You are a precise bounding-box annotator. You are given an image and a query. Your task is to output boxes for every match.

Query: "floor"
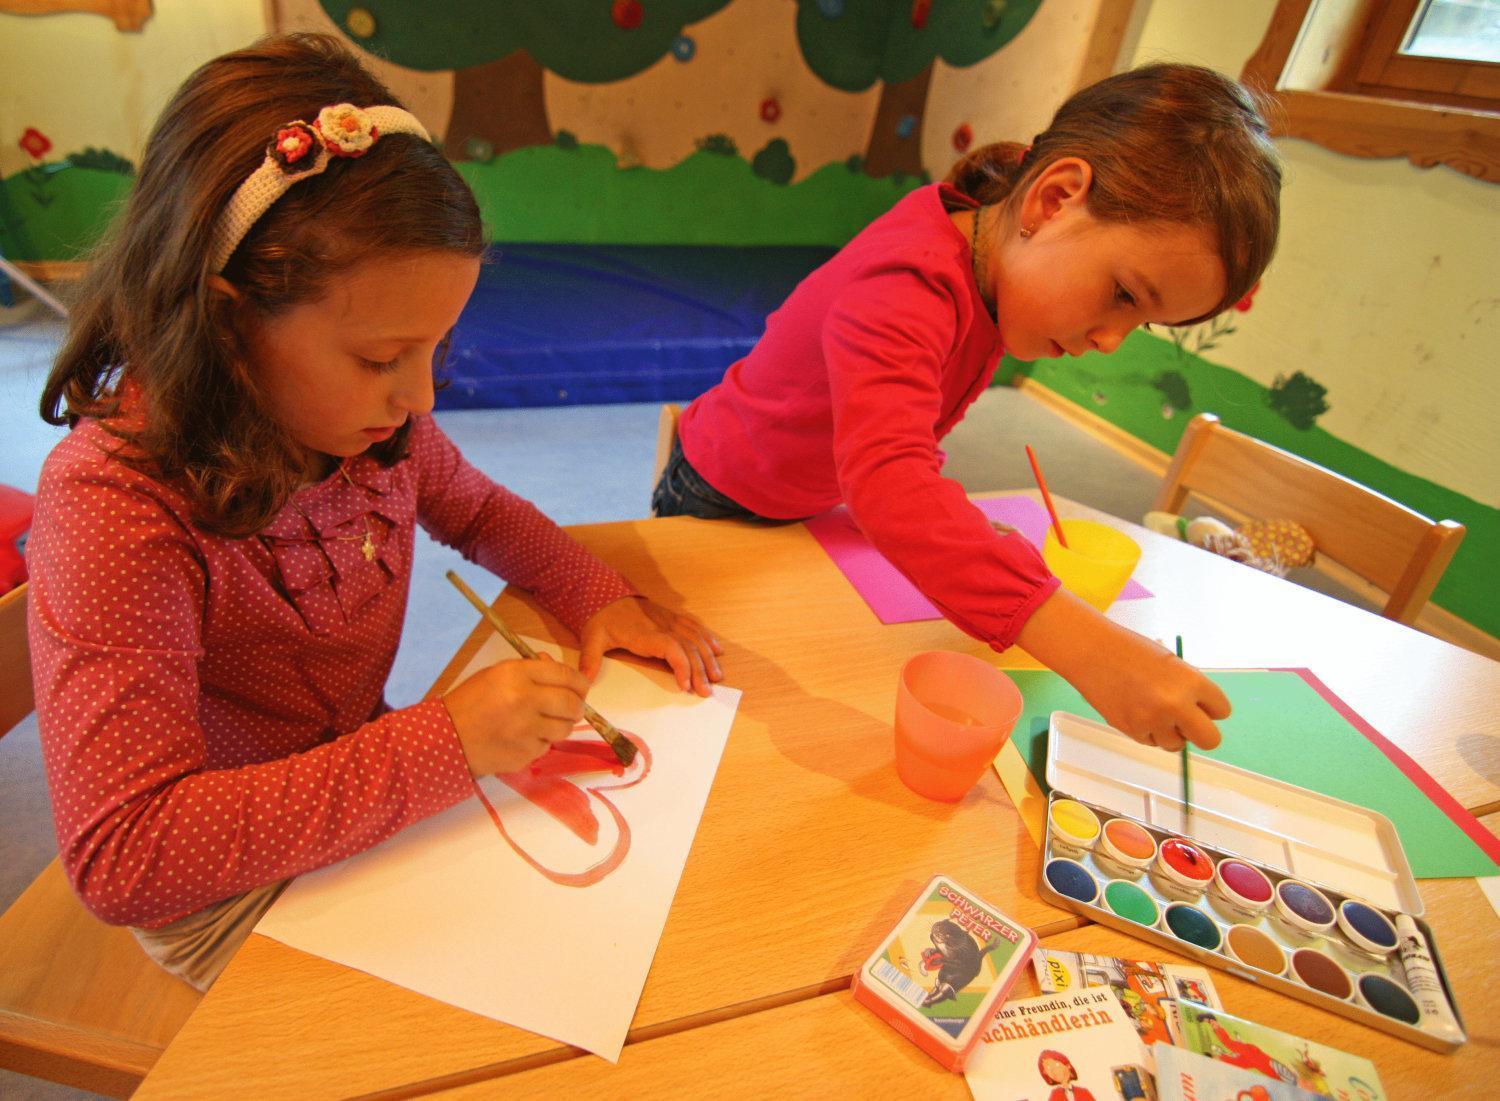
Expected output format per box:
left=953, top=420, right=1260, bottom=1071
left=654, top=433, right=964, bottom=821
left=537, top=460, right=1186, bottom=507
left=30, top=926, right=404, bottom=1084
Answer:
left=0, top=293, right=1363, bottom=1099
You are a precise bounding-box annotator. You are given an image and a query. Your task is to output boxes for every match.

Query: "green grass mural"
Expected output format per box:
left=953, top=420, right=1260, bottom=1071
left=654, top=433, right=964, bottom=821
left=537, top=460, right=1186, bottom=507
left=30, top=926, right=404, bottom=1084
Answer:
left=456, top=142, right=921, bottom=246
left=1002, top=332, right=1499, bottom=637
left=0, top=164, right=132, bottom=262
left=2, top=142, right=921, bottom=259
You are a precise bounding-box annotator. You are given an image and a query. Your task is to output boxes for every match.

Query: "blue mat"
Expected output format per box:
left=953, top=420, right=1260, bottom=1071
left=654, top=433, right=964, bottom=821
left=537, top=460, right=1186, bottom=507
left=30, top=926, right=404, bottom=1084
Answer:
left=438, top=243, right=835, bottom=409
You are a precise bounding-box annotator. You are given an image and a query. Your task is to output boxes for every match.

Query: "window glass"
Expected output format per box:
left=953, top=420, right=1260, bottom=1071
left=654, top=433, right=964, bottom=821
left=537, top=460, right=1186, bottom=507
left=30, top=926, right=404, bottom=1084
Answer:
left=1402, top=0, right=1500, bottom=63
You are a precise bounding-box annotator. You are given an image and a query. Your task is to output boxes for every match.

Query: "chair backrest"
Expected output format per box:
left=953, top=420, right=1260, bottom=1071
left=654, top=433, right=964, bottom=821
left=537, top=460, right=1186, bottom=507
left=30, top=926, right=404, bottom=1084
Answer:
left=650, top=403, right=682, bottom=500
left=0, top=582, right=32, bottom=738
left=1152, top=414, right=1465, bottom=625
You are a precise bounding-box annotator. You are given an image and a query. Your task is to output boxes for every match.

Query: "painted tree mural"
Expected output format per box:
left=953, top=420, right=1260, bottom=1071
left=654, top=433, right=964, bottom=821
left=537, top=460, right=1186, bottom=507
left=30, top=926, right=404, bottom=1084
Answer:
left=1268, top=371, right=1331, bottom=430
left=319, top=1, right=730, bottom=160
left=794, top=0, right=1042, bottom=178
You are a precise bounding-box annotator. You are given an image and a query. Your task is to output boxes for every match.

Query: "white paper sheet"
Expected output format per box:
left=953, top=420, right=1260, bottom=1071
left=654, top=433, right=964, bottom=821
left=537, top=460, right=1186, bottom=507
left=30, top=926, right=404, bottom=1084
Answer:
left=1479, top=876, right=1500, bottom=922
left=255, top=633, right=739, bottom=1061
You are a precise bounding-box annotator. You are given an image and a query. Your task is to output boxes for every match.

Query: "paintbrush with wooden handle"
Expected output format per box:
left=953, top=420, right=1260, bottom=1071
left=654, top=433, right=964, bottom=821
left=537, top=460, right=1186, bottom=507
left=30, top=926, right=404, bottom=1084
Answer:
left=446, top=570, right=637, bottom=767
left=1176, top=634, right=1192, bottom=831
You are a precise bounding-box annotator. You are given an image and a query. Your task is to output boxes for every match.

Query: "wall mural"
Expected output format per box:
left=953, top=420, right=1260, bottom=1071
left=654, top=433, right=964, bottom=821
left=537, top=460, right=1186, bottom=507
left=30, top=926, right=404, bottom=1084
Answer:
left=0, top=128, right=135, bottom=267
left=1009, top=309, right=1496, bottom=638
left=1, top=0, right=1043, bottom=257
left=2, top=0, right=1493, bottom=635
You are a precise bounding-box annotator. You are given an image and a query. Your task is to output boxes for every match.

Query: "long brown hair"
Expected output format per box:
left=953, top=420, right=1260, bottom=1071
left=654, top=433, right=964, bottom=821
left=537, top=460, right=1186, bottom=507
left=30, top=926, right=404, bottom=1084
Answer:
left=41, top=33, right=484, bottom=536
left=946, top=63, right=1281, bottom=323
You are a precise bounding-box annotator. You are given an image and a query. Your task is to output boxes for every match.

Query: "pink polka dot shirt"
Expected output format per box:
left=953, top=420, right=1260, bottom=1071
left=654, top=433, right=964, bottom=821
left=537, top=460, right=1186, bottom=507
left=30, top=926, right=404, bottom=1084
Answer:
left=26, top=413, right=636, bottom=928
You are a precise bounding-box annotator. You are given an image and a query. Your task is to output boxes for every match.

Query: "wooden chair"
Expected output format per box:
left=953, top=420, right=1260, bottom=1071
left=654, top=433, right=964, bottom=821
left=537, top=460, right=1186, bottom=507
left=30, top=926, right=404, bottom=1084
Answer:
left=1153, top=413, right=1466, bottom=626
left=0, top=582, right=203, bottom=1097
left=0, top=583, right=31, bottom=736
left=650, top=402, right=682, bottom=502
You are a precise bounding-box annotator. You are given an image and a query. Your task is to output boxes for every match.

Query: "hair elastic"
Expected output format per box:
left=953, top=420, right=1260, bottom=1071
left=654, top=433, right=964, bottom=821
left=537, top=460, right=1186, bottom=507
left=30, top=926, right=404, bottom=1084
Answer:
left=209, top=102, right=430, bottom=273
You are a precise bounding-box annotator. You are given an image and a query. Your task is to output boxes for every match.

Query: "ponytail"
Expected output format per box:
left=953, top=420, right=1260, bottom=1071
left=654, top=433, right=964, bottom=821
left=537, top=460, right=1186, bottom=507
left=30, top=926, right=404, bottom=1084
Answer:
left=944, top=140, right=1032, bottom=205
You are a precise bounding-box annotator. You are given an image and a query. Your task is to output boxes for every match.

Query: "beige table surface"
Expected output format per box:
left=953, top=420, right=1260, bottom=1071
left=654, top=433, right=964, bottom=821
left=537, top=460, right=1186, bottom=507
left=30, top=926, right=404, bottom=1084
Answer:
left=135, top=497, right=1500, bottom=1099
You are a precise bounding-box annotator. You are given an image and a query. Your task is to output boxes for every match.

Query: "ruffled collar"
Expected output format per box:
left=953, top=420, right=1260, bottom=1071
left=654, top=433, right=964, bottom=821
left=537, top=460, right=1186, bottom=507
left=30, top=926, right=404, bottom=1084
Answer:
left=255, top=454, right=407, bottom=632
left=259, top=455, right=397, bottom=542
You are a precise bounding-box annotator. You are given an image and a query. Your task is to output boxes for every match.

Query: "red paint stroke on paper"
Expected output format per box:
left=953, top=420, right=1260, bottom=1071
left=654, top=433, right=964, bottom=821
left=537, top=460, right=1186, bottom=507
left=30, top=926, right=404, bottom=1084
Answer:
left=474, top=725, right=652, bottom=887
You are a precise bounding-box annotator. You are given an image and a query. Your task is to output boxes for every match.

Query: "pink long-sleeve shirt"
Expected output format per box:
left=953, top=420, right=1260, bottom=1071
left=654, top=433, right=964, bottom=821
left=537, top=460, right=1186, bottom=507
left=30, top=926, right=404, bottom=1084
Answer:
left=27, top=412, right=635, bottom=927
left=679, top=183, right=1059, bottom=649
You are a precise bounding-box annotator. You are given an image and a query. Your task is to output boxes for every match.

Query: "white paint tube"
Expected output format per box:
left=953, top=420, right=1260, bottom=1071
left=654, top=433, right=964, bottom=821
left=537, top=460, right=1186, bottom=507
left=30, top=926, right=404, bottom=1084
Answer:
left=1394, top=913, right=1464, bottom=1040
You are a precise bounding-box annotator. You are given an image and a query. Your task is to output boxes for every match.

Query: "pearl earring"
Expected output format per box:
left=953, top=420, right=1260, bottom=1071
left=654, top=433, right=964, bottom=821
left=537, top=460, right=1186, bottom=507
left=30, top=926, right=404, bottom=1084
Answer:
left=1019, top=225, right=1034, bottom=239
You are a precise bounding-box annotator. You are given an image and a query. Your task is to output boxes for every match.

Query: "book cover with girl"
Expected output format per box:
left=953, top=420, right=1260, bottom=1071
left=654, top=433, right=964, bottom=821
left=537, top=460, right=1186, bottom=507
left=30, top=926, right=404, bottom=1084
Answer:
left=965, top=988, right=1152, bottom=1101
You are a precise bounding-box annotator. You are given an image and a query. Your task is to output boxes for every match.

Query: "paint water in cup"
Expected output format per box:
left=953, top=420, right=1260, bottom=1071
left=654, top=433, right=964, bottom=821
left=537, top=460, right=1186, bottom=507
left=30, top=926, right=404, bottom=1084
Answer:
left=923, top=701, right=984, bottom=726
left=894, top=650, right=1023, bottom=802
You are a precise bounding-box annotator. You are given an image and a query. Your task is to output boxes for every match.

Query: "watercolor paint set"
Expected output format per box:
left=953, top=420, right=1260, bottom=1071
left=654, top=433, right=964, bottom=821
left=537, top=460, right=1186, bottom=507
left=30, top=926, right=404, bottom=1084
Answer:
left=1035, top=712, right=1466, bottom=1053
left=852, top=874, right=1037, bottom=1071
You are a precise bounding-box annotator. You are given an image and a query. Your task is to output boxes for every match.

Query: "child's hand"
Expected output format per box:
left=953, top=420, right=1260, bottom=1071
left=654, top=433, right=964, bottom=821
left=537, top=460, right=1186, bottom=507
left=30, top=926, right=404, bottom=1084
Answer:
left=1017, top=589, right=1230, bottom=751
left=442, top=656, right=589, bottom=776
left=579, top=596, right=724, bottom=697
left=1075, top=630, right=1230, bottom=751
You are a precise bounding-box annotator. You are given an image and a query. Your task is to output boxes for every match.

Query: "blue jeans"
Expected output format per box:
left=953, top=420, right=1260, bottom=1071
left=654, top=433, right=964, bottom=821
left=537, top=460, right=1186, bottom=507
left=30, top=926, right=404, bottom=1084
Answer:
left=651, top=438, right=795, bottom=523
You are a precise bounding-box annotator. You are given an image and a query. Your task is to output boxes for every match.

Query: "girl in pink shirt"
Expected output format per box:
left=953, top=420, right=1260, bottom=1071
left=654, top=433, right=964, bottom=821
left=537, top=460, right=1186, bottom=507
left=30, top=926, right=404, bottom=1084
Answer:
left=656, top=64, right=1282, bottom=755
left=27, top=34, right=722, bottom=989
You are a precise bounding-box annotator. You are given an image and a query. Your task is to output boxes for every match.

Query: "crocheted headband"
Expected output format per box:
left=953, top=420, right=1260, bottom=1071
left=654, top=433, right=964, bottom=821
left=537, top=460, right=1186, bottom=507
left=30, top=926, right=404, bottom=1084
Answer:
left=209, top=102, right=431, bottom=273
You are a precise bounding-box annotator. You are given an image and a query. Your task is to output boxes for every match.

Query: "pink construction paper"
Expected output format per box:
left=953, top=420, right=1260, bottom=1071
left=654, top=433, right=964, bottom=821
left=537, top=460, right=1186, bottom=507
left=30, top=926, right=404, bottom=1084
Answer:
left=804, top=495, right=1151, bottom=625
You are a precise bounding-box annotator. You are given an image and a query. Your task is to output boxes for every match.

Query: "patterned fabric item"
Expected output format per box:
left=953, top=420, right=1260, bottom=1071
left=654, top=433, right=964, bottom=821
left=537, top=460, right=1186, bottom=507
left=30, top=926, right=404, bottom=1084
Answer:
left=1240, top=517, right=1316, bottom=568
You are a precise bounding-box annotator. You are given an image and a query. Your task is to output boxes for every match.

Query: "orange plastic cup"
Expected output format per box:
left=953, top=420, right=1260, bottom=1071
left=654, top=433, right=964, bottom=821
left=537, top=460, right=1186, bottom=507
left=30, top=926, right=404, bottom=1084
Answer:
left=1042, top=519, right=1142, bottom=611
left=894, top=651, right=1023, bottom=802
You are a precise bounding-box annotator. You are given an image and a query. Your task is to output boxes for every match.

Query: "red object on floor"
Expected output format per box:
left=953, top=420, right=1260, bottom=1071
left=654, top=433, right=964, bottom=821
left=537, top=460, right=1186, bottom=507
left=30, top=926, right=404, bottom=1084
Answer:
left=0, top=484, right=33, bottom=593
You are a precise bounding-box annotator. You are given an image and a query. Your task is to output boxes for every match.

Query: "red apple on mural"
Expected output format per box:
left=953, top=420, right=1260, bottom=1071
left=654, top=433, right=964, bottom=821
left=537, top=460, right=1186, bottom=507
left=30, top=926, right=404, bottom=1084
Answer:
left=611, top=0, right=644, bottom=29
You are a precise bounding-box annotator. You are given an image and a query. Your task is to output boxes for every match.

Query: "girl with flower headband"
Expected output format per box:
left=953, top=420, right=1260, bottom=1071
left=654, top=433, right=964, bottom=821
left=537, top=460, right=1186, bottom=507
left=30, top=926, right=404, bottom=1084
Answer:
left=655, top=64, right=1282, bottom=754
left=28, top=33, right=723, bottom=989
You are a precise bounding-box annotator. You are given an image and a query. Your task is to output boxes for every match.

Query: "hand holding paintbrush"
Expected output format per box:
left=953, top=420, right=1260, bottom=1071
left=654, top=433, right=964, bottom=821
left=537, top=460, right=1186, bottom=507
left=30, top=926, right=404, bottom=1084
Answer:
left=447, top=571, right=638, bottom=766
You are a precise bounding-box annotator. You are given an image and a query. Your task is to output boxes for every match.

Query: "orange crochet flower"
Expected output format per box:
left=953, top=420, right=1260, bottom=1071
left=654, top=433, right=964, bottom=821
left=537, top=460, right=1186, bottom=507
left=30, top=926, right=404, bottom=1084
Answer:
left=314, top=104, right=378, bottom=157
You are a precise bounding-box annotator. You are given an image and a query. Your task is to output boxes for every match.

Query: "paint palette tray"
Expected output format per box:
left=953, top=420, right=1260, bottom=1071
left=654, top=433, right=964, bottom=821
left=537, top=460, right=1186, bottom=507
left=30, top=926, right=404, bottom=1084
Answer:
left=1036, top=711, right=1467, bottom=1053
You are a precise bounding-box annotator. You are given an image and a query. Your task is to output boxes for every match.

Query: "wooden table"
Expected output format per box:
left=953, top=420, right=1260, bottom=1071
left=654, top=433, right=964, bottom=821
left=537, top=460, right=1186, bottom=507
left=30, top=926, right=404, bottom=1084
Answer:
left=135, top=496, right=1500, bottom=1098
left=450, top=873, right=1498, bottom=1100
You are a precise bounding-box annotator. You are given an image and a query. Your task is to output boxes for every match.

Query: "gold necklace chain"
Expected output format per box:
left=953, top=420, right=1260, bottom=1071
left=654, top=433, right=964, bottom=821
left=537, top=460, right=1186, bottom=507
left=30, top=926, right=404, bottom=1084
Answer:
left=337, top=463, right=377, bottom=561
left=291, top=462, right=376, bottom=561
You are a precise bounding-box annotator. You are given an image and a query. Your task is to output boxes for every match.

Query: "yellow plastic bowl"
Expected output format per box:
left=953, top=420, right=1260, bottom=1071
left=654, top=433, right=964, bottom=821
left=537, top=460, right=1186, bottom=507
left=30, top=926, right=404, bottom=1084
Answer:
left=1042, top=519, right=1142, bottom=611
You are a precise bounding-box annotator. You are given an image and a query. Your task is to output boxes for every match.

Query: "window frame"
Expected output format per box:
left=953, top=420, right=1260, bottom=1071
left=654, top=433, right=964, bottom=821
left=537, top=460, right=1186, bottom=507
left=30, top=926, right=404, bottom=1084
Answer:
left=0, top=0, right=151, bottom=32
left=1242, top=0, right=1500, bottom=183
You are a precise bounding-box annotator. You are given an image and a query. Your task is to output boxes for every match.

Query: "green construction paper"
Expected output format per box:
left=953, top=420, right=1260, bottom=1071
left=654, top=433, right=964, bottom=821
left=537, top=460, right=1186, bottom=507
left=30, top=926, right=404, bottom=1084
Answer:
left=1008, top=669, right=1498, bottom=880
